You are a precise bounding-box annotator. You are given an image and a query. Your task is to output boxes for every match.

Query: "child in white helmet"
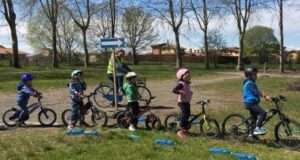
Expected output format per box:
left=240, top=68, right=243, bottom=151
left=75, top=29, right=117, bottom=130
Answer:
left=68, top=70, right=87, bottom=130
left=123, top=72, right=139, bottom=131
left=172, top=68, right=193, bottom=138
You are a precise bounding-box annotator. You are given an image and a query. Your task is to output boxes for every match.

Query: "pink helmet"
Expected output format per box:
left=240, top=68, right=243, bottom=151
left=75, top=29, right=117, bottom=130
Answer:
left=176, top=68, right=189, bottom=80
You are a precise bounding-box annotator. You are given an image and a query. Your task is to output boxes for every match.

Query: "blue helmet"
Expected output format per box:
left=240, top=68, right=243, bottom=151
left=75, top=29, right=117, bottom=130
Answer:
left=21, top=73, right=33, bottom=82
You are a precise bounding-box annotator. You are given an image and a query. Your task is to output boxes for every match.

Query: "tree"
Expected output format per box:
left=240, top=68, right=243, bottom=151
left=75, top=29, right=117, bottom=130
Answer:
left=244, top=26, right=279, bottom=66
left=121, top=6, right=157, bottom=65
left=0, top=0, right=20, bottom=68
left=65, top=0, right=97, bottom=68
left=276, top=0, right=285, bottom=73
left=146, top=0, right=188, bottom=68
left=223, top=0, right=257, bottom=70
left=207, top=29, right=226, bottom=68
left=191, top=0, right=221, bottom=69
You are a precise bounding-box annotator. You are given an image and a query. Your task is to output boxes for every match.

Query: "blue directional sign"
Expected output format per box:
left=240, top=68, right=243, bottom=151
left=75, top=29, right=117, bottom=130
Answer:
left=100, top=38, right=125, bottom=48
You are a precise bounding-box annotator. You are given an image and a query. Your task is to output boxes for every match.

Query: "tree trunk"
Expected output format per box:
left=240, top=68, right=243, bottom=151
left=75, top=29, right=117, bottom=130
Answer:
left=279, top=0, right=285, bottom=73
left=204, top=29, right=210, bottom=69
left=9, top=22, right=20, bottom=68
left=214, top=51, right=218, bottom=68
left=52, top=21, right=59, bottom=68
left=132, top=47, right=138, bottom=65
left=82, top=29, right=89, bottom=68
left=237, top=34, right=244, bottom=70
left=174, top=29, right=182, bottom=68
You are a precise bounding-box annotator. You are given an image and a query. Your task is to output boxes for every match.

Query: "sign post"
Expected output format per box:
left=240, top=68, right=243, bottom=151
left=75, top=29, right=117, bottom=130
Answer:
left=100, top=38, right=125, bottom=111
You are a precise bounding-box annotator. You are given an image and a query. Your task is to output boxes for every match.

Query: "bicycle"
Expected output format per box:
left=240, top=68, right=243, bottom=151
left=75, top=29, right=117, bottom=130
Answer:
left=116, top=105, right=162, bottom=130
left=93, top=77, right=155, bottom=108
left=61, top=92, right=108, bottom=127
left=164, top=99, right=220, bottom=138
left=2, top=96, right=57, bottom=127
left=222, top=95, right=300, bottom=149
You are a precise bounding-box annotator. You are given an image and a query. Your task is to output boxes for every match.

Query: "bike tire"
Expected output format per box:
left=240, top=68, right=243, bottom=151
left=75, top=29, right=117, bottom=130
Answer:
left=164, top=113, right=180, bottom=132
left=275, top=119, right=300, bottom=149
left=38, top=108, right=57, bottom=126
left=200, top=118, right=221, bottom=138
left=116, top=111, right=130, bottom=128
left=137, top=86, right=152, bottom=107
left=2, top=108, right=18, bottom=127
left=91, top=108, right=108, bottom=127
left=93, top=84, right=114, bottom=108
left=61, top=109, right=72, bottom=126
left=145, top=113, right=162, bottom=130
left=222, top=113, right=248, bottom=139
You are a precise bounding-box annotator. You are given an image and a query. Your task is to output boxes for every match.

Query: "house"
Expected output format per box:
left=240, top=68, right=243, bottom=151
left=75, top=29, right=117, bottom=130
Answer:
left=220, top=47, right=240, bottom=57
left=287, top=50, right=300, bottom=62
left=151, top=43, right=185, bottom=55
left=0, top=45, right=29, bottom=63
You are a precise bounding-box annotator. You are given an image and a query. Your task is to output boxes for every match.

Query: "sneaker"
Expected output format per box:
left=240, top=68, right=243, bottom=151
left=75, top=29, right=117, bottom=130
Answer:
left=67, top=124, right=74, bottom=131
left=253, top=127, right=267, bottom=135
left=177, top=130, right=187, bottom=139
left=128, top=125, right=136, bottom=132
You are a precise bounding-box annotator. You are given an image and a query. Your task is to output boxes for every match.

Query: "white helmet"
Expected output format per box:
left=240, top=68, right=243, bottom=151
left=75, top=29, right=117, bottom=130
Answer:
left=126, top=72, right=137, bottom=79
left=71, top=70, right=82, bottom=78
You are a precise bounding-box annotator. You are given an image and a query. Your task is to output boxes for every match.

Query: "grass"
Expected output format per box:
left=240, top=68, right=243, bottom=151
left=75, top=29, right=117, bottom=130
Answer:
left=0, top=128, right=299, bottom=160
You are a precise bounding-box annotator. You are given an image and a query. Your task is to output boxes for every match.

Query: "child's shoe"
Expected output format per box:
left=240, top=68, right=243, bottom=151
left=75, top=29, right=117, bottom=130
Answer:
left=177, top=130, right=187, bottom=139
left=253, top=127, right=267, bottom=135
left=129, top=124, right=136, bottom=132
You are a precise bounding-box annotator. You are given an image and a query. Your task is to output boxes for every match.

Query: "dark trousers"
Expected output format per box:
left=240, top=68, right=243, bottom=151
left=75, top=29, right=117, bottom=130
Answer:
left=128, top=102, right=140, bottom=127
left=107, top=74, right=124, bottom=92
left=247, top=104, right=267, bottom=128
left=178, top=102, right=191, bottom=130
left=17, top=104, right=29, bottom=122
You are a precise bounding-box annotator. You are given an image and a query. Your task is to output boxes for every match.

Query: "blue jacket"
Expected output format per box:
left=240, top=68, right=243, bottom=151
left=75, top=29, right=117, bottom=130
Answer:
left=16, top=82, right=35, bottom=107
left=69, top=80, right=86, bottom=102
left=243, top=79, right=261, bottom=107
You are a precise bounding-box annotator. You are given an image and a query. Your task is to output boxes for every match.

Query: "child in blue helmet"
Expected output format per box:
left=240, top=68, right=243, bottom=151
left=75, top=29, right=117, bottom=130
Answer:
left=68, top=70, right=87, bottom=130
left=243, top=67, right=270, bottom=135
left=15, top=73, right=41, bottom=126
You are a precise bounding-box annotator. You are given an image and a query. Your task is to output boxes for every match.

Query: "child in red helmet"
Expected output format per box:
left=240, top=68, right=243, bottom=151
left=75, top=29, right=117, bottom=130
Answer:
left=172, top=68, right=193, bottom=138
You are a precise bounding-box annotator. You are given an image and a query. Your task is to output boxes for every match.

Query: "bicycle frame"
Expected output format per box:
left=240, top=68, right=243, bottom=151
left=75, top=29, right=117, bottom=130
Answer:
left=188, top=100, right=210, bottom=124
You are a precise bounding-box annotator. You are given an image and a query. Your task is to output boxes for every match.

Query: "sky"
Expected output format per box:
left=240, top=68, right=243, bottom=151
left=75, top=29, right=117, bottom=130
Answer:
left=0, top=1, right=300, bottom=54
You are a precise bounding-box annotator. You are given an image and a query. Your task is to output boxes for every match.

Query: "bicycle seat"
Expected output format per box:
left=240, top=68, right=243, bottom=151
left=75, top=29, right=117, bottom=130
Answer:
left=196, top=99, right=210, bottom=105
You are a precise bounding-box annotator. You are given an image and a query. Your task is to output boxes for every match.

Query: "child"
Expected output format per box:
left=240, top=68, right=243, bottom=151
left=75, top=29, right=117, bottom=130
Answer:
left=68, top=70, right=87, bottom=130
left=243, top=67, right=270, bottom=135
left=173, top=68, right=193, bottom=138
left=15, top=73, right=41, bottom=126
left=123, top=72, right=139, bottom=131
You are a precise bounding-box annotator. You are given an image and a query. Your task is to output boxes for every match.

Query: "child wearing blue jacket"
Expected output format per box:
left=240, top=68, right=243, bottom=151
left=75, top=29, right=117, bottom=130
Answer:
left=15, top=73, right=41, bottom=126
left=68, top=70, right=87, bottom=130
left=243, top=67, right=270, bottom=135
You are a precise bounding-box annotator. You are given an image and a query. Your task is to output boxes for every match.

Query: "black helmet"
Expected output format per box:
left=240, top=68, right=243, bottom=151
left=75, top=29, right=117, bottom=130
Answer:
left=244, top=67, right=258, bottom=78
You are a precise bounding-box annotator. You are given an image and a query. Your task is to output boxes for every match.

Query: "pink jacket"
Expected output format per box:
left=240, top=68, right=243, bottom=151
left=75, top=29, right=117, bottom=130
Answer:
left=173, top=81, right=193, bottom=103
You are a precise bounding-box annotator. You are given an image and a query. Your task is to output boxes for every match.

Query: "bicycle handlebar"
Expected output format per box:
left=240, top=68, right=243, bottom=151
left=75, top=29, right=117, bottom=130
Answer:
left=196, top=99, right=210, bottom=106
left=271, top=95, right=287, bottom=103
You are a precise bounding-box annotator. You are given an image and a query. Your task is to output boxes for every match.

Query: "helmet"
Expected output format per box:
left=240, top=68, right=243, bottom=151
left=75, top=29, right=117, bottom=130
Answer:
left=176, top=68, right=189, bottom=80
left=126, top=72, right=137, bottom=79
left=244, top=67, right=258, bottom=78
left=21, top=73, right=33, bottom=82
left=71, top=70, right=82, bottom=78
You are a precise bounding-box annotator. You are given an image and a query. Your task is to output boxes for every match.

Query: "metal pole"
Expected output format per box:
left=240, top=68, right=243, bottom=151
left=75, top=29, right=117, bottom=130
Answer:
left=112, top=48, right=118, bottom=110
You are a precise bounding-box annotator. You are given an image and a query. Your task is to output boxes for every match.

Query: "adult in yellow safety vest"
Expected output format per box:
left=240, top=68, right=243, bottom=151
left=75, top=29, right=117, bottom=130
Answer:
left=107, top=49, right=131, bottom=92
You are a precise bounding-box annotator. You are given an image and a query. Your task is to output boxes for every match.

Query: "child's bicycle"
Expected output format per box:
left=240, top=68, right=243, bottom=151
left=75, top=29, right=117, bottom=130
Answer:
left=164, top=99, right=220, bottom=138
left=115, top=106, right=162, bottom=130
left=2, top=96, right=57, bottom=127
left=222, top=95, right=300, bottom=149
left=93, top=77, right=155, bottom=108
left=61, top=92, right=108, bottom=127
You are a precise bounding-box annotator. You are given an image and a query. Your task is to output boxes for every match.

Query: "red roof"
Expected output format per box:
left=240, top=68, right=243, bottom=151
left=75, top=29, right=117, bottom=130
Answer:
left=0, top=45, right=29, bottom=55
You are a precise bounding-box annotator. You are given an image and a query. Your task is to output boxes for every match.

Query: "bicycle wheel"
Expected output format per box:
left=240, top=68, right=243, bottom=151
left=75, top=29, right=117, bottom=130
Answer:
left=164, top=113, right=180, bottom=132
left=145, top=113, right=162, bottom=130
left=275, top=119, right=300, bottom=149
left=93, top=84, right=114, bottom=108
left=200, top=118, right=220, bottom=138
left=91, top=108, right=108, bottom=127
left=38, top=108, right=57, bottom=126
left=61, top=109, right=72, bottom=126
left=222, top=114, right=248, bottom=139
left=137, top=86, right=152, bottom=107
left=116, top=111, right=130, bottom=128
left=2, top=108, right=19, bottom=127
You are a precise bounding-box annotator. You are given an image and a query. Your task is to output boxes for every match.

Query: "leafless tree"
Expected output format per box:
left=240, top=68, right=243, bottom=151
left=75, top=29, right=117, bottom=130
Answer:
left=0, top=0, right=20, bottom=68
left=145, top=0, right=188, bottom=68
left=121, top=6, right=157, bottom=65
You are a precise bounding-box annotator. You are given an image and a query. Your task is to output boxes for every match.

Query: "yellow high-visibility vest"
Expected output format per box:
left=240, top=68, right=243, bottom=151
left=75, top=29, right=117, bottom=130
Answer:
left=107, top=54, right=122, bottom=74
